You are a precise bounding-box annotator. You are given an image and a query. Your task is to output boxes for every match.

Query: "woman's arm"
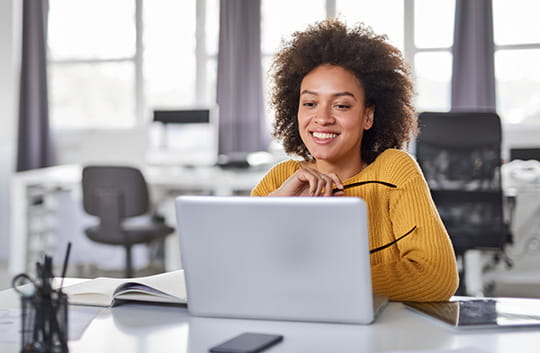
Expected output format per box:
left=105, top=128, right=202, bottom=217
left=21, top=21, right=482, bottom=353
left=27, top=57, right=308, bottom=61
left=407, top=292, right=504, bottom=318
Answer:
left=251, top=161, right=343, bottom=197
left=371, top=155, right=459, bottom=301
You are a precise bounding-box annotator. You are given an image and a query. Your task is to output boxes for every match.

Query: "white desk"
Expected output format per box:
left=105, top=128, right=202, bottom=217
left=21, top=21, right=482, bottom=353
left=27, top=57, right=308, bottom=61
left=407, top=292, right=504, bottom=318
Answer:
left=1, top=286, right=539, bottom=353
left=9, top=164, right=267, bottom=276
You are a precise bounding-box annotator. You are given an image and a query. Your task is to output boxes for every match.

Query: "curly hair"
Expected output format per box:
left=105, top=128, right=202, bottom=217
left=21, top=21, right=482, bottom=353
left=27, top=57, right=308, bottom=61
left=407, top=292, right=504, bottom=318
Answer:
left=270, top=19, right=417, bottom=164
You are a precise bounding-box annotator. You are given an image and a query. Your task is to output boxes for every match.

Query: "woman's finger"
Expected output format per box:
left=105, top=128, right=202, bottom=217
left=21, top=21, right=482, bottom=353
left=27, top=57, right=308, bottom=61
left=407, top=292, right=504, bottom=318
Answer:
left=303, top=168, right=342, bottom=197
left=303, top=168, right=323, bottom=196
left=326, top=173, right=344, bottom=192
left=321, top=174, right=334, bottom=196
left=273, top=167, right=342, bottom=197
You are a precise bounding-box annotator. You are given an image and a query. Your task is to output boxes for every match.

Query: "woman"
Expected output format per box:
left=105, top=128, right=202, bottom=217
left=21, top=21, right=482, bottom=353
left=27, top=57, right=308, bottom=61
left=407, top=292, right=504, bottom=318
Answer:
left=251, top=19, right=459, bottom=302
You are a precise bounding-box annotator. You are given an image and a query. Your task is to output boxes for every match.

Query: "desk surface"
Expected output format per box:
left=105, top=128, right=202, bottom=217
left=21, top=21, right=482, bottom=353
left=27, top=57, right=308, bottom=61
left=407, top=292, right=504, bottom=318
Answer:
left=1, top=286, right=539, bottom=353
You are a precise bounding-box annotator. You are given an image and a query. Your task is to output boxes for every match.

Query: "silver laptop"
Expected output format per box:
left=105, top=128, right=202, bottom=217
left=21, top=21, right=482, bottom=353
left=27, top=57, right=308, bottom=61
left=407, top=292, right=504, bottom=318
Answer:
left=175, top=196, right=387, bottom=324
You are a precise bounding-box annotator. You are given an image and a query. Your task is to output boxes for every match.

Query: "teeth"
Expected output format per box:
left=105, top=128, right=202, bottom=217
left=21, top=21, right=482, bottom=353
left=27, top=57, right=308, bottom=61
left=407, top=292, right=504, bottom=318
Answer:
left=313, top=132, right=337, bottom=139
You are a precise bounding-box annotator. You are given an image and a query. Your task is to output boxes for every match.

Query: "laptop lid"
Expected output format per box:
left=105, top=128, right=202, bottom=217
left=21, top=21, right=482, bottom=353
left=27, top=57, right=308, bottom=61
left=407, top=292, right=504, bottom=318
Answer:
left=175, top=196, right=385, bottom=324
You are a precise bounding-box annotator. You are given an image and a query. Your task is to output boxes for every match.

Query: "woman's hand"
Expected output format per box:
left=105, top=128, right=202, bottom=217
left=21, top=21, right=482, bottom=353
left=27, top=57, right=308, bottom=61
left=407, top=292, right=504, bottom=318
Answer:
left=269, top=167, right=344, bottom=197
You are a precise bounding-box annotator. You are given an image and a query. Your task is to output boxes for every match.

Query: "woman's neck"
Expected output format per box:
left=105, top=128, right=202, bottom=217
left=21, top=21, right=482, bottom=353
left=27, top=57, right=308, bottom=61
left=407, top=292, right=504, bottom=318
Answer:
left=307, top=158, right=367, bottom=181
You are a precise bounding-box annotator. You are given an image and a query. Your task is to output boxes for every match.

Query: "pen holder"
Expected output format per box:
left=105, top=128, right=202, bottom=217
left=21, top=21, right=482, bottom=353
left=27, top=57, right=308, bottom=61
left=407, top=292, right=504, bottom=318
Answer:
left=19, top=289, right=69, bottom=353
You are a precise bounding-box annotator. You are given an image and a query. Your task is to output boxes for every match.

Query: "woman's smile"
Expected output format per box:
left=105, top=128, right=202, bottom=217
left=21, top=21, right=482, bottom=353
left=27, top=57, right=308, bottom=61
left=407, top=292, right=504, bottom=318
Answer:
left=311, top=130, right=339, bottom=142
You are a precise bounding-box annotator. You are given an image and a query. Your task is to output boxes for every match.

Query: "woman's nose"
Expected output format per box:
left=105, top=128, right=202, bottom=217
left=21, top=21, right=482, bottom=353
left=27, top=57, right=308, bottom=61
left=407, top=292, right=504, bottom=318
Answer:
left=314, top=107, right=335, bottom=125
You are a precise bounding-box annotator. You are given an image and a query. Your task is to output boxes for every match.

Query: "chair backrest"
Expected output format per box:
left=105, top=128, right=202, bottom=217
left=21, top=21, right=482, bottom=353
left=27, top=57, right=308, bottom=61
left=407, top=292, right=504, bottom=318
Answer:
left=415, top=112, right=509, bottom=254
left=82, top=166, right=150, bottom=223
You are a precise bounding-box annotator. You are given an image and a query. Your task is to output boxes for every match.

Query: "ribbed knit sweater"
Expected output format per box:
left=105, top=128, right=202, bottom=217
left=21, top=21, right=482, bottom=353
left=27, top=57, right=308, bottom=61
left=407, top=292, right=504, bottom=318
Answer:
left=251, top=149, right=459, bottom=302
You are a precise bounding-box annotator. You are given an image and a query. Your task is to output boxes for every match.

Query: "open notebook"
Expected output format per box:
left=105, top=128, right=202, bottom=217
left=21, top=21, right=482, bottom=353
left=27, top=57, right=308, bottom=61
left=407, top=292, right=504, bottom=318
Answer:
left=62, top=270, right=186, bottom=307
left=175, top=196, right=387, bottom=324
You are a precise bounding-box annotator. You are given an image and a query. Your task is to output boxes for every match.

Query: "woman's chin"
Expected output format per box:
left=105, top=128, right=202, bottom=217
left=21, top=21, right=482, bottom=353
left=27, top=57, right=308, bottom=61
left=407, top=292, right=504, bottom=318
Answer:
left=311, top=154, right=338, bottom=163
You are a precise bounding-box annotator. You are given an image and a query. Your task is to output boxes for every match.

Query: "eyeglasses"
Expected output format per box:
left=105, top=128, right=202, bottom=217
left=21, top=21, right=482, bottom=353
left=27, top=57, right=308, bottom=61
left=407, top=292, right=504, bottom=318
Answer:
left=330, top=180, right=416, bottom=254
left=370, top=225, right=417, bottom=254
left=332, top=180, right=397, bottom=194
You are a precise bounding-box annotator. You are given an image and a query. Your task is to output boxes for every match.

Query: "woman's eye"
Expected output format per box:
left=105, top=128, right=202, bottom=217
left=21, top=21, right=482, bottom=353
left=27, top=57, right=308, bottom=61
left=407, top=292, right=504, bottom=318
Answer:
left=335, top=104, right=351, bottom=109
left=303, top=102, right=316, bottom=108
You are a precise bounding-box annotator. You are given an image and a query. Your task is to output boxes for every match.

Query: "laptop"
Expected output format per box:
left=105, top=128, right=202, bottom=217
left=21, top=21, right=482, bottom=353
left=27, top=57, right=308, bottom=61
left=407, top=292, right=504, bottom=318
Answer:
left=175, top=196, right=388, bottom=324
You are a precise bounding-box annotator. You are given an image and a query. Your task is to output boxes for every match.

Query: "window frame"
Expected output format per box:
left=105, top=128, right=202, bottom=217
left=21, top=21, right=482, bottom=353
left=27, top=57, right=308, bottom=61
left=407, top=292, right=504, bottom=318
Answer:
left=495, top=42, right=540, bottom=128
left=261, top=0, right=455, bottom=115
left=492, top=0, right=540, bottom=140
left=49, top=0, right=457, bottom=131
left=47, top=0, right=214, bottom=130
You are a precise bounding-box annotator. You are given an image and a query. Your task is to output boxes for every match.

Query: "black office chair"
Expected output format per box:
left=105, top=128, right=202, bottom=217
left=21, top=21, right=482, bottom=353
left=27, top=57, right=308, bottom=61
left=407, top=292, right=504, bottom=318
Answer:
left=82, top=166, right=175, bottom=277
left=415, top=112, right=512, bottom=295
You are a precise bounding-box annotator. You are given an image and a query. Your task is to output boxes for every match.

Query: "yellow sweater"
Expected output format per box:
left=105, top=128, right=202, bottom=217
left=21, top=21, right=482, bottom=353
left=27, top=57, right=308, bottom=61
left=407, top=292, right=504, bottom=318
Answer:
left=251, top=149, right=459, bottom=302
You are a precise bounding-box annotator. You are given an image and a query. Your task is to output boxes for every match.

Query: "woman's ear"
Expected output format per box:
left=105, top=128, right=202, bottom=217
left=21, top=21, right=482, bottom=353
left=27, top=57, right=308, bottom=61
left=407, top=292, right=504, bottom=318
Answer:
left=364, top=106, right=375, bottom=130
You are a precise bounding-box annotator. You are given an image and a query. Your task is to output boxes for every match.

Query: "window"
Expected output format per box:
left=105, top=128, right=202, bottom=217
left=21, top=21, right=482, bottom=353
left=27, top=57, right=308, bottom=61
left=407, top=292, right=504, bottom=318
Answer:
left=48, top=0, right=136, bottom=129
left=337, top=0, right=453, bottom=114
left=261, top=0, right=455, bottom=120
left=336, top=0, right=404, bottom=50
left=48, top=0, right=219, bottom=129
left=410, top=0, right=455, bottom=112
left=493, top=0, right=540, bottom=125
left=260, top=0, right=325, bottom=127
left=48, top=0, right=455, bottom=130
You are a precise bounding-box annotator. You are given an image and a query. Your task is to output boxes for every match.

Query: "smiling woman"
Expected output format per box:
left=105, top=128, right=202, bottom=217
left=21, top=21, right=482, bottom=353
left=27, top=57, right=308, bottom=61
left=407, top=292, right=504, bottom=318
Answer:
left=251, top=19, right=459, bottom=302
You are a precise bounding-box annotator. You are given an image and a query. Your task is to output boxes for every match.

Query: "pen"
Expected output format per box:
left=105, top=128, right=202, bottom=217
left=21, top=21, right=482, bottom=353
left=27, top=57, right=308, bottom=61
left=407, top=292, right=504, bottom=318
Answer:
left=59, top=242, right=72, bottom=291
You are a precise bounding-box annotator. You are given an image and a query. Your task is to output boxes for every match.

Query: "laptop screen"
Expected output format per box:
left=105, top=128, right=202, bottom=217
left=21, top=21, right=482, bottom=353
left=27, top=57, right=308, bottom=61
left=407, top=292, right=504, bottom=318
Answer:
left=175, top=196, right=384, bottom=324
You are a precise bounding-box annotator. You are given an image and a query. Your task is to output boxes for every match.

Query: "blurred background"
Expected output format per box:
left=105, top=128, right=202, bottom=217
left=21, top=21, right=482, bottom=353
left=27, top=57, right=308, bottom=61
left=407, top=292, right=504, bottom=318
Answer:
left=1, top=0, right=540, bottom=296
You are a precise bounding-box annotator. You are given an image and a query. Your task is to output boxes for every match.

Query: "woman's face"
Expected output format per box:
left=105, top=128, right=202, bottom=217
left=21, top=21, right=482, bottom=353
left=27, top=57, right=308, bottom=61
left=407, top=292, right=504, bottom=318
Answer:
left=297, top=64, right=374, bottom=166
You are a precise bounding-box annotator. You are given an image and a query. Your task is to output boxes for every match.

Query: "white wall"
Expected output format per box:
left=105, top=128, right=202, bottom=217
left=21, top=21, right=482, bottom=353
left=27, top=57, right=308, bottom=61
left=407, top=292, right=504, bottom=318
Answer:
left=0, top=0, right=19, bottom=260
left=53, top=128, right=149, bottom=166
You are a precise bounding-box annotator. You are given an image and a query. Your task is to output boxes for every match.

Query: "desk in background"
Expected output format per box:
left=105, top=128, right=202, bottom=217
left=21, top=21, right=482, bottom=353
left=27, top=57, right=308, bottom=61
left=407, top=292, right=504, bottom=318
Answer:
left=9, top=164, right=267, bottom=277
left=11, top=163, right=540, bottom=297
left=1, top=283, right=539, bottom=353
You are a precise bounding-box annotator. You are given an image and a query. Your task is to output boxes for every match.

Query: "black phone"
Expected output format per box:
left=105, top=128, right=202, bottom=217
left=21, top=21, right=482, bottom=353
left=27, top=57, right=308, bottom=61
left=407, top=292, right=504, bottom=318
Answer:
left=209, top=332, right=283, bottom=353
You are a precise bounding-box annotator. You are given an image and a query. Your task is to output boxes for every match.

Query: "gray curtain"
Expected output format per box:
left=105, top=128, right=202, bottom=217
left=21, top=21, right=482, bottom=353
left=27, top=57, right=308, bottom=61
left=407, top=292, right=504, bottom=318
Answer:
left=17, top=0, right=53, bottom=171
left=216, top=0, right=266, bottom=156
left=451, top=0, right=496, bottom=111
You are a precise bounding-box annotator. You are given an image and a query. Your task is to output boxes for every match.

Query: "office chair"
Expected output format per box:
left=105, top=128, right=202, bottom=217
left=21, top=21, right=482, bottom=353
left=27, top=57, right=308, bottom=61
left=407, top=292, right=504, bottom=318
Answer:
left=82, top=166, right=175, bottom=277
left=415, top=112, right=512, bottom=295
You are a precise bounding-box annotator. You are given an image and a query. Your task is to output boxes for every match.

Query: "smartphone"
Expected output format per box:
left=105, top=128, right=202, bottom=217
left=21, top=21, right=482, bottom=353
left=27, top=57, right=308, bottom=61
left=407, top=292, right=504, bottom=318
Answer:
left=209, top=332, right=283, bottom=353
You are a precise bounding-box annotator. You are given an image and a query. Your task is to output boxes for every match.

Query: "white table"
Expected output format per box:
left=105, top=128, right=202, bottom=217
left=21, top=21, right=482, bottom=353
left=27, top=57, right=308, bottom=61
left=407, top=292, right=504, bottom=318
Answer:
left=9, top=164, right=267, bottom=276
left=1, top=285, right=539, bottom=353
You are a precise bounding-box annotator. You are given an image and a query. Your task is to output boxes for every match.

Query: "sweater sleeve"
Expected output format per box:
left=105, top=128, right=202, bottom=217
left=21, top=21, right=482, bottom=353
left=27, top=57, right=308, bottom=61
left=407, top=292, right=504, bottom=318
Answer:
left=251, top=160, right=299, bottom=196
left=370, top=154, right=459, bottom=301
left=251, top=171, right=277, bottom=196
